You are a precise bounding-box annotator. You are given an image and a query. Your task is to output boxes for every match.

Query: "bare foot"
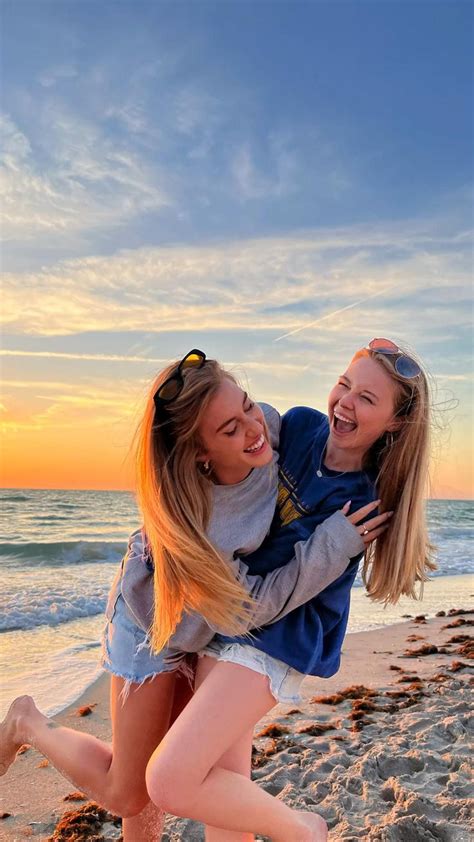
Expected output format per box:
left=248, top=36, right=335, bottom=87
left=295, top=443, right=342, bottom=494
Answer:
left=0, top=696, right=37, bottom=776
left=293, top=811, right=328, bottom=842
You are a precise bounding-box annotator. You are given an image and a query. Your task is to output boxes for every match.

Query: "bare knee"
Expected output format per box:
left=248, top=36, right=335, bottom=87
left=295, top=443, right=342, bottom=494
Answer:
left=107, top=777, right=150, bottom=818
left=146, top=753, right=196, bottom=816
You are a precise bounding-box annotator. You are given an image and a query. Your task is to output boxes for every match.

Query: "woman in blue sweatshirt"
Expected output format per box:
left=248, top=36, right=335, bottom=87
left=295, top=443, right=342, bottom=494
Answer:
left=146, top=339, right=434, bottom=842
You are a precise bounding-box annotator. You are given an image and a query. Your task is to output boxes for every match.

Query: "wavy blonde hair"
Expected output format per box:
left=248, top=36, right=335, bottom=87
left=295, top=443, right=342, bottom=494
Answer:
left=135, top=358, right=257, bottom=652
left=359, top=346, right=437, bottom=604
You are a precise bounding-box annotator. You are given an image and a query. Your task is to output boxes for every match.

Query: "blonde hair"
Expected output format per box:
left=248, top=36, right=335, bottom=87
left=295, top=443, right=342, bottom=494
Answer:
left=135, top=358, right=257, bottom=653
left=359, top=347, right=436, bottom=604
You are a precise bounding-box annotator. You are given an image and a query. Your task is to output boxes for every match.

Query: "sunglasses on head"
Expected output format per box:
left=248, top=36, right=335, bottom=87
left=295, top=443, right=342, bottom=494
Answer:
left=153, top=349, right=207, bottom=415
left=366, top=338, right=421, bottom=379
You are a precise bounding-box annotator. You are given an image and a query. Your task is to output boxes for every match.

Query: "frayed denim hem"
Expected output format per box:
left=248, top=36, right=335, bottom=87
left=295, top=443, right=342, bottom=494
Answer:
left=101, top=619, right=196, bottom=706
left=101, top=654, right=196, bottom=706
left=198, top=642, right=303, bottom=705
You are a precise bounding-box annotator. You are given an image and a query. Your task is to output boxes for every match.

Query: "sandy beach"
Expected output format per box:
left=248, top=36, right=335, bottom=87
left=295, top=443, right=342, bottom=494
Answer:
left=1, top=609, right=472, bottom=841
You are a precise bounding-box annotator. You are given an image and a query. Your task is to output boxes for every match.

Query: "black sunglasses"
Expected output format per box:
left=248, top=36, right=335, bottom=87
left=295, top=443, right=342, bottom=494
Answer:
left=153, top=349, right=206, bottom=414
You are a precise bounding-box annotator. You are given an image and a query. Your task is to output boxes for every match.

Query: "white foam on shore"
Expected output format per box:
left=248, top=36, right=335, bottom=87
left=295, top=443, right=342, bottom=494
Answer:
left=0, top=574, right=472, bottom=720
left=0, top=614, right=106, bottom=718
left=0, top=560, right=117, bottom=632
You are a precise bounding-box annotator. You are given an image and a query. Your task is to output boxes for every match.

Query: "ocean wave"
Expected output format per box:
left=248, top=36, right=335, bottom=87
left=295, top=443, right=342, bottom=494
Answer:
left=1, top=494, right=31, bottom=502
left=0, top=589, right=108, bottom=632
left=0, top=540, right=126, bottom=567
left=31, top=515, right=71, bottom=522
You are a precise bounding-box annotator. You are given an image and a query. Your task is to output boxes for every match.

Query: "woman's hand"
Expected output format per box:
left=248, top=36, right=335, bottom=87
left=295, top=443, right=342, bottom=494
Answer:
left=341, top=499, right=393, bottom=546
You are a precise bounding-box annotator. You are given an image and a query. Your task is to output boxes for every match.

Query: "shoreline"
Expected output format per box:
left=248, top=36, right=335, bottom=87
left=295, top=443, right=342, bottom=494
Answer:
left=1, top=610, right=472, bottom=840
left=2, top=573, right=472, bottom=724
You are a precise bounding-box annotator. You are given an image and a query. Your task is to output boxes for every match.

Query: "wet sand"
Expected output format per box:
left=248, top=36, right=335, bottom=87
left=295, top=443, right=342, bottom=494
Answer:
left=1, top=610, right=472, bottom=841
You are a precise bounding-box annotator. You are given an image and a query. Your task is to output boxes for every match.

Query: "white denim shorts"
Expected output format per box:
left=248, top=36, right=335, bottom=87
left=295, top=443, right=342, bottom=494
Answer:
left=201, top=638, right=304, bottom=704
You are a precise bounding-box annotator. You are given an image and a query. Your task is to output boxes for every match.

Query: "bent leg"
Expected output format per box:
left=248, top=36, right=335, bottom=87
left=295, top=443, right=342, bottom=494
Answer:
left=205, top=727, right=255, bottom=842
left=195, top=657, right=254, bottom=842
left=0, top=671, right=177, bottom=818
left=146, top=661, right=326, bottom=842
left=122, top=668, right=195, bottom=841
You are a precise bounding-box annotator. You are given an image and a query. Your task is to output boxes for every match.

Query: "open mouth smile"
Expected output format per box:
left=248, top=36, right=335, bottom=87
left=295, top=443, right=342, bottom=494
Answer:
left=333, top=410, right=358, bottom=434
left=244, top=434, right=266, bottom=454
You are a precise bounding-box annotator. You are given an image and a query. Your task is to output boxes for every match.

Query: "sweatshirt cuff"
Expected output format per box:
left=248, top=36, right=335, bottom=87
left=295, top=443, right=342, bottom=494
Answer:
left=326, top=510, right=365, bottom=557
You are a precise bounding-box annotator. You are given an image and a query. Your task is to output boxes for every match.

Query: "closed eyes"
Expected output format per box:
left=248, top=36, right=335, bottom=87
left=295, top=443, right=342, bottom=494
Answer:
left=224, top=401, right=255, bottom=436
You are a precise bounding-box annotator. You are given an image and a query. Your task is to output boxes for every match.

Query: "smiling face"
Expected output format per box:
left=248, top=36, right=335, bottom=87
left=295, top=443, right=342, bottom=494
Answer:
left=197, top=378, right=273, bottom=484
left=327, top=353, right=402, bottom=467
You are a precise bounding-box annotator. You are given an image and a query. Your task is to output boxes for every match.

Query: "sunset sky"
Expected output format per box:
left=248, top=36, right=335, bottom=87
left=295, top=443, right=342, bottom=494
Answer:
left=1, top=0, right=472, bottom=499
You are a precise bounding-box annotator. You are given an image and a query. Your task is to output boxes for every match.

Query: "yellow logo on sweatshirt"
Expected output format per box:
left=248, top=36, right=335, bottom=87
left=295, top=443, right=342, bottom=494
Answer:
left=276, top=479, right=303, bottom=527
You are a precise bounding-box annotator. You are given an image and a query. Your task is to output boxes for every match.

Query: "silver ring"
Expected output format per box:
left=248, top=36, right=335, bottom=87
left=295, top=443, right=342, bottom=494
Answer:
left=363, top=529, right=369, bottom=535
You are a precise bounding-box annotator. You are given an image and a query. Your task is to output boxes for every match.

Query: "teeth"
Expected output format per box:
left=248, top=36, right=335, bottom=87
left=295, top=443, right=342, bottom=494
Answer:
left=334, top=411, right=356, bottom=425
left=245, top=434, right=265, bottom=453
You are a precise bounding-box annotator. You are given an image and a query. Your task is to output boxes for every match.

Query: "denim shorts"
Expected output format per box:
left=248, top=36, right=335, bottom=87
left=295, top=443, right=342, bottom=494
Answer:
left=201, top=638, right=304, bottom=705
left=101, top=591, right=192, bottom=701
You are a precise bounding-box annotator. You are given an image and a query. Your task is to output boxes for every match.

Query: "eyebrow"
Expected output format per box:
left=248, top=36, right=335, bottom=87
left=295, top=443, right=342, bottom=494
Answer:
left=215, top=392, right=249, bottom=433
left=340, top=374, right=379, bottom=402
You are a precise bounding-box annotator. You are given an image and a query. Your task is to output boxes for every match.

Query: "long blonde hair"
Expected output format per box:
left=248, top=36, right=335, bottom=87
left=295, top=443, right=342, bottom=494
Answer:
left=360, top=346, right=436, bottom=604
left=135, top=358, right=257, bottom=652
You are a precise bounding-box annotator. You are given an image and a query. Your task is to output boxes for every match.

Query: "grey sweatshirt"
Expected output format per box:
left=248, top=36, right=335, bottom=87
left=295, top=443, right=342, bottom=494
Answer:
left=112, top=404, right=365, bottom=652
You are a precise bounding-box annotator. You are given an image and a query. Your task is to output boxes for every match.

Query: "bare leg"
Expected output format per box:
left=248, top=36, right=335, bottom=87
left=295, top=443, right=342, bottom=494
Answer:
left=195, top=658, right=255, bottom=842
left=0, top=671, right=177, bottom=818
left=146, top=661, right=327, bottom=842
left=122, top=798, right=165, bottom=842
left=122, top=670, right=195, bottom=841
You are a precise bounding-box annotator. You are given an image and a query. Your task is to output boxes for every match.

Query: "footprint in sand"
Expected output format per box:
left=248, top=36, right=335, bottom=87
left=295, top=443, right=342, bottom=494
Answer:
left=368, top=814, right=453, bottom=841
left=374, top=751, right=425, bottom=779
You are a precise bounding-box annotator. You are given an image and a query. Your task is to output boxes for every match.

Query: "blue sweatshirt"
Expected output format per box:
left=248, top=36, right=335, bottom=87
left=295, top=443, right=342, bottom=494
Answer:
left=219, top=406, right=377, bottom=677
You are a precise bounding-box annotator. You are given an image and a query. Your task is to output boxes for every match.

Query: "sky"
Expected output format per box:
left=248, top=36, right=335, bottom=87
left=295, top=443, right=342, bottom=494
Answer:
left=1, top=0, right=472, bottom=498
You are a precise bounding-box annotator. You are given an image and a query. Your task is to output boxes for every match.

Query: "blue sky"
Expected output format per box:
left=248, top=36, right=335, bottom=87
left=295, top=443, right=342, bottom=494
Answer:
left=1, top=0, right=473, bottom=495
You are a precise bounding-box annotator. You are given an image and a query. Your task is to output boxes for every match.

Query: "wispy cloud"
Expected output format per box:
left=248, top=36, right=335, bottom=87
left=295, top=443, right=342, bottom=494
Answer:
left=231, top=134, right=299, bottom=201
left=39, top=64, right=79, bottom=88
left=1, top=379, right=138, bottom=434
left=0, top=350, right=171, bottom=364
left=0, top=112, right=168, bottom=242
left=0, top=350, right=308, bottom=374
left=2, top=219, right=471, bottom=339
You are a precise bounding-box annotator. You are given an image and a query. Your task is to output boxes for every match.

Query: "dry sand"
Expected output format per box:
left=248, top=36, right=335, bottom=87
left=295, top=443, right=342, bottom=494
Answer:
left=1, top=611, right=472, bottom=841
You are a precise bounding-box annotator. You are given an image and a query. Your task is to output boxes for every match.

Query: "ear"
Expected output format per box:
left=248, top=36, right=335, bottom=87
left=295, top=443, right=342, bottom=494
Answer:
left=195, top=448, right=210, bottom=465
left=386, top=416, right=405, bottom=433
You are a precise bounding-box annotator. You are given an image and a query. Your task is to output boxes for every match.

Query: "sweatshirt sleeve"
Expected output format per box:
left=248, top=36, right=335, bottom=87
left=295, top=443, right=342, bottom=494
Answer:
left=233, top=510, right=364, bottom=627
left=167, top=509, right=364, bottom=653
left=118, top=529, right=155, bottom=632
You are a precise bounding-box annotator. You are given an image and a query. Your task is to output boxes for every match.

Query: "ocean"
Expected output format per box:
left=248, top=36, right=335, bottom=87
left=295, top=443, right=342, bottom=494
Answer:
left=0, top=489, right=472, bottom=718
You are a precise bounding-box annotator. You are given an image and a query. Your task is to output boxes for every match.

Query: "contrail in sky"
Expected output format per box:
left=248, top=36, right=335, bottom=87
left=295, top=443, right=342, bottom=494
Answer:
left=273, top=285, right=395, bottom=342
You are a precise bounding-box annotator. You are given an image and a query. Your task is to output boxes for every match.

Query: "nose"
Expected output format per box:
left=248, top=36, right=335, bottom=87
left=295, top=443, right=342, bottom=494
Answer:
left=245, top=417, right=262, bottom=439
left=338, top=391, right=355, bottom=409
